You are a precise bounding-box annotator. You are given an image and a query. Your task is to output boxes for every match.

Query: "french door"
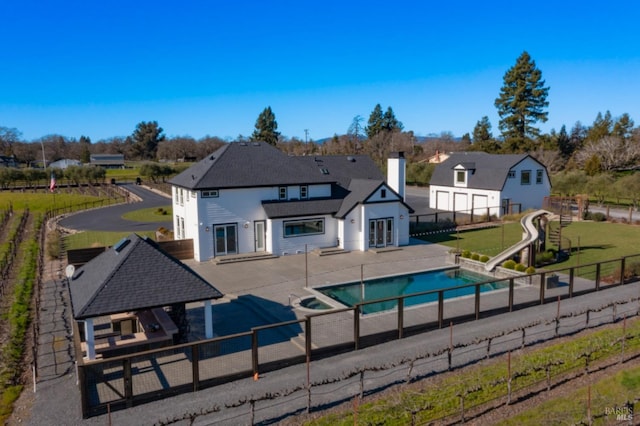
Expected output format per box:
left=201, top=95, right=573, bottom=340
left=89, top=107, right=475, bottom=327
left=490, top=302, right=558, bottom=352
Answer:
left=214, top=224, right=237, bottom=256
left=369, top=218, right=394, bottom=248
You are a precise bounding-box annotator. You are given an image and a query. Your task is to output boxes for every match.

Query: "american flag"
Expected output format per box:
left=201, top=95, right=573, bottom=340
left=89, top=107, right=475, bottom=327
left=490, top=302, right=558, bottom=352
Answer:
left=49, top=172, right=56, bottom=192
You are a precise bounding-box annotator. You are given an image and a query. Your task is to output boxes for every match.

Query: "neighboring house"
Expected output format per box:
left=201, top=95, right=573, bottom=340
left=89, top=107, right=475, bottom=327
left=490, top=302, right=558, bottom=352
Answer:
left=0, top=155, right=18, bottom=168
left=49, top=158, right=82, bottom=169
left=90, top=154, right=125, bottom=168
left=428, top=152, right=551, bottom=217
left=169, top=142, right=413, bottom=261
left=426, top=150, right=450, bottom=164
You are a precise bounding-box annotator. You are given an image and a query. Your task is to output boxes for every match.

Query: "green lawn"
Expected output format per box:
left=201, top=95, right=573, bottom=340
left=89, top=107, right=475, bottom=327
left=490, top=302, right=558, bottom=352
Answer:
left=421, top=221, right=640, bottom=267
left=121, top=206, right=172, bottom=222
left=65, top=230, right=157, bottom=250
left=0, top=191, right=108, bottom=213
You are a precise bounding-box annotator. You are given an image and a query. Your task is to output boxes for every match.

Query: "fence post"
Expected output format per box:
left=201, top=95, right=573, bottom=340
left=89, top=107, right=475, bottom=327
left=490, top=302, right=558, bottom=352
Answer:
left=252, top=330, right=259, bottom=376
left=192, top=345, right=200, bottom=392
left=595, top=263, right=601, bottom=290
left=569, top=268, right=574, bottom=298
left=354, top=306, right=360, bottom=350
left=305, top=318, right=312, bottom=414
left=620, top=257, right=626, bottom=285
left=123, top=358, right=133, bottom=408
left=474, top=285, right=481, bottom=320
left=438, top=291, right=444, bottom=329
left=539, top=272, right=546, bottom=304
left=508, top=278, right=514, bottom=312
left=397, top=298, right=404, bottom=339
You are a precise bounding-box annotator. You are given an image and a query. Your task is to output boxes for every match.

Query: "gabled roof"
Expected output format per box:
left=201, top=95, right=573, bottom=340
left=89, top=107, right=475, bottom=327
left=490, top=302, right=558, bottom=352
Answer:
left=69, top=234, right=222, bottom=320
left=429, top=152, right=537, bottom=190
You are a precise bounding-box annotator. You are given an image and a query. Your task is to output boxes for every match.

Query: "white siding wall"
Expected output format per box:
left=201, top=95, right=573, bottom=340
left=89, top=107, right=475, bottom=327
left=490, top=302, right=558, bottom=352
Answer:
left=501, top=159, right=551, bottom=211
left=362, top=202, right=410, bottom=248
left=342, top=208, right=362, bottom=251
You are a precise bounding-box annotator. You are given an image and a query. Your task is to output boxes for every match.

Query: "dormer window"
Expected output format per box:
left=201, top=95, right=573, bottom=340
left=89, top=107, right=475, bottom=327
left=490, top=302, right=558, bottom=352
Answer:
left=279, top=186, right=287, bottom=200
left=455, top=170, right=466, bottom=185
left=300, top=185, right=308, bottom=199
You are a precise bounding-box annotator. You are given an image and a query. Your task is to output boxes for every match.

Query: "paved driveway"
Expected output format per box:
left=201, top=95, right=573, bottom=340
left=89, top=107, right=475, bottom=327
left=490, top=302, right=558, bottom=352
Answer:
left=58, top=184, right=172, bottom=232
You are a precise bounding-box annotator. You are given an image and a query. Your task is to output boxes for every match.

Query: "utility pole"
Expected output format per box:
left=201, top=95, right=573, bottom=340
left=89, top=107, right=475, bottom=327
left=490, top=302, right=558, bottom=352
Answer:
left=304, top=129, right=309, bottom=143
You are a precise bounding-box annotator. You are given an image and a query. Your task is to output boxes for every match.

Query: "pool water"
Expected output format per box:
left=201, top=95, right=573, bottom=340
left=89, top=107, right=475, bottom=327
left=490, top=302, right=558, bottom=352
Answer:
left=318, top=268, right=506, bottom=314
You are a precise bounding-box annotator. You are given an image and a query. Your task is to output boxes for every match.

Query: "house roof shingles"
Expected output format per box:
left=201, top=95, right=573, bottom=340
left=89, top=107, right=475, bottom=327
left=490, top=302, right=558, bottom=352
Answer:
left=69, top=234, right=222, bottom=319
left=169, top=141, right=412, bottom=219
left=429, top=152, right=533, bottom=191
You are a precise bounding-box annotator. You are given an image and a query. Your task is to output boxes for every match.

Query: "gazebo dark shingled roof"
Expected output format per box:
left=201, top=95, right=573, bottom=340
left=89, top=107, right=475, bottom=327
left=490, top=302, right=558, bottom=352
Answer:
left=69, top=234, right=223, bottom=320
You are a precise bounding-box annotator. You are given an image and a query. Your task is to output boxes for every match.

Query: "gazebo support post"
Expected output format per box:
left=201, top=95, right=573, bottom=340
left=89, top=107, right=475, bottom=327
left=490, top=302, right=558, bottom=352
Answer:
left=204, top=300, right=213, bottom=339
left=84, top=319, right=96, bottom=360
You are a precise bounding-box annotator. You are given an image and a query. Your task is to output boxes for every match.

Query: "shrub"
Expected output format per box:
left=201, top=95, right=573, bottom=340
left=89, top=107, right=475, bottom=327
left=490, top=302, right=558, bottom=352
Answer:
left=471, top=253, right=480, bottom=261
left=461, top=250, right=472, bottom=258
left=480, top=255, right=489, bottom=263
left=502, top=259, right=516, bottom=270
left=525, top=266, right=536, bottom=274
left=583, top=211, right=607, bottom=221
left=515, top=263, right=527, bottom=272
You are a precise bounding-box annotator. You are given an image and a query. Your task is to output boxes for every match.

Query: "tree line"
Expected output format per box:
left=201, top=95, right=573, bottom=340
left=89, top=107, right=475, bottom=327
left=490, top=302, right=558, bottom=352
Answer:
left=1, top=51, right=638, bottom=188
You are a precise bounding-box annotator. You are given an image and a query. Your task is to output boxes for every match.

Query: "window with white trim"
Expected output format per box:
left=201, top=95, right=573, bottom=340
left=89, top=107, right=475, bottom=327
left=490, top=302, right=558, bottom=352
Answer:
left=508, top=170, right=516, bottom=178
left=300, top=185, right=308, bottom=199
left=279, top=186, right=287, bottom=200
left=456, top=170, right=466, bottom=184
left=536, top=169, right=543, bottom=184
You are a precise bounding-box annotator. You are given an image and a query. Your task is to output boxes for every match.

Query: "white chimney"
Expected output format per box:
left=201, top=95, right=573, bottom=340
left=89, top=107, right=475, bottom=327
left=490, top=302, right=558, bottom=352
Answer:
left=387, top=152, right=406, bottom=201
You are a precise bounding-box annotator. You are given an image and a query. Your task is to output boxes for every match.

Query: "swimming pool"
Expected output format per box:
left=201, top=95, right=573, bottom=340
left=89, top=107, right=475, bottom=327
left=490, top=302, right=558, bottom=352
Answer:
left=317, top=268, right=506, bottom=314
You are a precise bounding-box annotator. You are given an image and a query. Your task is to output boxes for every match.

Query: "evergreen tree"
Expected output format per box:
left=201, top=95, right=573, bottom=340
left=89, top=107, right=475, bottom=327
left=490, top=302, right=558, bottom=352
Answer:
left=79, top=135, right=91, bottom=163
left=494, top=51, right=549, bottom=152
left=366, top=104, right=385, bottom=139
left=613, top=113, right=635, bottom=139
left=556, top=125, right=572, bottom=158
left=472, top=116, right=500, bottom=153
left=251, top=106, right=280, bottom=146
left=382, top=106, right=403, bottom=132
left=366, top=104, right=403, bottom=139
left=131, top=121, right=165, bottom=160
left=586, top=111, right=613, bottom=143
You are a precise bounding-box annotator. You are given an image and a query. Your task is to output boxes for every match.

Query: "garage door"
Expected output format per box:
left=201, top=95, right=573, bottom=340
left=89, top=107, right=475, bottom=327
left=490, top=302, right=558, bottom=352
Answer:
left=436, top=191, right=449, bottom=210
left=454, top=193, right=468, bottom=213
left=472, top=194, right=489, bottom=217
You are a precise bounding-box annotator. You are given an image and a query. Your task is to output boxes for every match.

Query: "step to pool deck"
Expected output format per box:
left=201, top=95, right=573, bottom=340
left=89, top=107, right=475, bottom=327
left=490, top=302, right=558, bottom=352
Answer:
left=213, top=252, right=279, bottom=264
left=314, top=247, right=351, bottom=256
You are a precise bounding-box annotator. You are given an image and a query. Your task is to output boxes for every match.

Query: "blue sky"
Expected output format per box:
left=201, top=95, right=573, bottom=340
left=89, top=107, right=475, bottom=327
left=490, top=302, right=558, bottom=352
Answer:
left=1, top=1, right=639, bottom=142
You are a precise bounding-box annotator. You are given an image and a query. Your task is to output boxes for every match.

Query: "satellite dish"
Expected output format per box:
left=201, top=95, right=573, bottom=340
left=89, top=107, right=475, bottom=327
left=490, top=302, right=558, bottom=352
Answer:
left=65, top=264, right=75, bottom=280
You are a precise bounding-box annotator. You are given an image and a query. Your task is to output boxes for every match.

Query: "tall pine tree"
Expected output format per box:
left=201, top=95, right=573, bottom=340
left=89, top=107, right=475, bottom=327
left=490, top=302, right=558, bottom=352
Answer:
left=495, top=51, right=549, bottom=152
left=251, top=106, right=280, bottom=146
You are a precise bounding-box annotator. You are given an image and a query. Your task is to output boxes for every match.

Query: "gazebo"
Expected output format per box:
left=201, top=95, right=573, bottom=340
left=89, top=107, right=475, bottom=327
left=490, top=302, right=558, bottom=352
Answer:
left=68, top=233, right=223, bottom=360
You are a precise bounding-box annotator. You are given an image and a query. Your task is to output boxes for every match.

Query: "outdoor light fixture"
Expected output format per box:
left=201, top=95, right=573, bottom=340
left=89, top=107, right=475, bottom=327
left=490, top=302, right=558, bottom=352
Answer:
left=205, top=226, right=210, bottom=232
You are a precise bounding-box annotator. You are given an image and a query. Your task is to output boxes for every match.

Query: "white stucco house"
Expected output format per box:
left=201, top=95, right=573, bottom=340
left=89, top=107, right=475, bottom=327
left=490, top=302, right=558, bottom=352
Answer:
left=428, top=152, right=551, bottom=218
left=169, top=142, right=413, bottom=261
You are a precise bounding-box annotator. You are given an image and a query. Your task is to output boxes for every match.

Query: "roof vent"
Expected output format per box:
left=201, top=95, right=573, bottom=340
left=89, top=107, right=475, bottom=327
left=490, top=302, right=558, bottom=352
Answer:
left=252, top=142, right=260, bottom=146
left=113, top=237, right=130, bottom=253
left=320, top=168, right=330, bottom=175
left=347, top=156, right=355, bottom=162
left=209, top=155, right=215, bottom=161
